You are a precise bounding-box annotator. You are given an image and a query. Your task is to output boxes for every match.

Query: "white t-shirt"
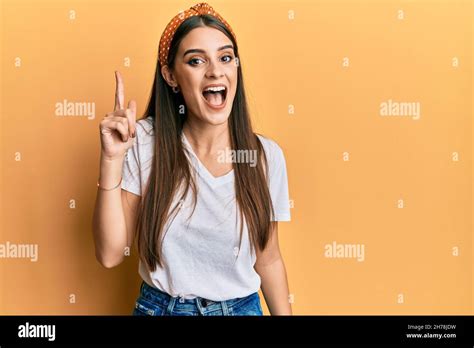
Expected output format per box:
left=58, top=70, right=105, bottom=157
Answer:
left=121, top=116, right=291, bottom=301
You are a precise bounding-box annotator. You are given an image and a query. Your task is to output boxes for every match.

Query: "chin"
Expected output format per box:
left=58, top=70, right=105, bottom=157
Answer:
left=201, top=110, right=231, bottom=125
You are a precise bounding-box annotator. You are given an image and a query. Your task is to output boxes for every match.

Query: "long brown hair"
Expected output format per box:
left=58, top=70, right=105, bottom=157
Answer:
left=135, top=14, right=275, bottom=272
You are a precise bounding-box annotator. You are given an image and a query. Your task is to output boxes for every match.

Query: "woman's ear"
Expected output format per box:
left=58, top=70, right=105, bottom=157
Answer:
left=161, top=65, right=179, bottom=88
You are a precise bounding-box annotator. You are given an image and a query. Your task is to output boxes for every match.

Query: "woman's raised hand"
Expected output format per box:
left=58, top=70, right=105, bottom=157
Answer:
left=99, top=71, right=137, bottom=161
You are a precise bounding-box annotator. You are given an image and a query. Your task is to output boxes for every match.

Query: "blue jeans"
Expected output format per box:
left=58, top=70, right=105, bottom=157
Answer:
left=132, top=281, right=264, bottom=316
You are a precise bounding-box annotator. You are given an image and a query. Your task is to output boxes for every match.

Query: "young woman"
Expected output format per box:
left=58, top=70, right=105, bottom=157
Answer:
left=93, top=2, right=292, bottom=316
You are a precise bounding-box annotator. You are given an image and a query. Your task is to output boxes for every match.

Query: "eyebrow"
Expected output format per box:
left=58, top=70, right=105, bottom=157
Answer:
left=183, top=44, right=234, bottom=58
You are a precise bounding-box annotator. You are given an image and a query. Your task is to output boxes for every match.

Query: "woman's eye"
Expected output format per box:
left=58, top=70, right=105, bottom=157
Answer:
left=188, top=58, right=204, bottom=66
left=221, top=55, right=233, bottom=63
left=188, top=55, right=233, bottom=66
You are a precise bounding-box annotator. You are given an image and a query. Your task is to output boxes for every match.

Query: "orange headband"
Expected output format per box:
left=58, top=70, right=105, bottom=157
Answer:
left=158, top=2, right=236, bottom=67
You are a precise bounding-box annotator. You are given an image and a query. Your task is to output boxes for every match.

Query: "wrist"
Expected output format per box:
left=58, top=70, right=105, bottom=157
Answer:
left=97, top=176, right=122, bottom=191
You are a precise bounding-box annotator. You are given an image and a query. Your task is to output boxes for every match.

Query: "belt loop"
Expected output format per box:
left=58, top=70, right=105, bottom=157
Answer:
left=196, top=298, right=204, bottom=315
left=221, top=299, right=230, bottom=316
left=166, top=296, right=176, bottom=315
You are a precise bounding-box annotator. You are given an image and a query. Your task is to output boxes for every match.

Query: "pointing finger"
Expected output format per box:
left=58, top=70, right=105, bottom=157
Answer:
left=114, top=70, right=125, bottom=111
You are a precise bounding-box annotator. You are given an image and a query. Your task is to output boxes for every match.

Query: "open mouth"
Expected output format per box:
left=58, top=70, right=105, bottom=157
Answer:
left=202, top=85, right=227, bottom=108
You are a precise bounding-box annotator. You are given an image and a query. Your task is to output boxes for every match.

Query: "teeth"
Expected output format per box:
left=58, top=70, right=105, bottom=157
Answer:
left=203, top=86, right=226, bottom=92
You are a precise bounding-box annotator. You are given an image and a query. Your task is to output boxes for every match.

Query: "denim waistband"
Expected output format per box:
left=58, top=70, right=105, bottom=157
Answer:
left=138, top=281, right=259, bottom=315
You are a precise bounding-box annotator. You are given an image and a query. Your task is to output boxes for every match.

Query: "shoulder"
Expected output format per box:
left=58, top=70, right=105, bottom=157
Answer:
left=133, top=116, right=155, bottom=148
left=127, top=116, right=155, bottom=167
left=135, top=115, right=154, bottom=137
left=255, top=133, right=286, bottom=167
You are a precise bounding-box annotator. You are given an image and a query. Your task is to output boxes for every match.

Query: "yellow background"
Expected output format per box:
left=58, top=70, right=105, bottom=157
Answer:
left=0, top=0, right=472, bottom=314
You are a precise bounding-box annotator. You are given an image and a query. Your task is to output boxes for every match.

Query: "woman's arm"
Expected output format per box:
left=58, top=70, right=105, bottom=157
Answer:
left=254, top=222, right=292, bottom=315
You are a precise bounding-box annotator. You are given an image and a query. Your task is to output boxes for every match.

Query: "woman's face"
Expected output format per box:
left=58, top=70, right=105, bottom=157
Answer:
left=164, top=26, right=238, bottom=126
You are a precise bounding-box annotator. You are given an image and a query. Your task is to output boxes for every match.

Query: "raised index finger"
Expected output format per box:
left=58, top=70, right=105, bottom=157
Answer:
left=114, top=70, right=125, bottom=111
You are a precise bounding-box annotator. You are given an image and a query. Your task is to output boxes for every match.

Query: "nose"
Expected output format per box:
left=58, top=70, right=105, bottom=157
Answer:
left=205, top=58, right=224, bottom=79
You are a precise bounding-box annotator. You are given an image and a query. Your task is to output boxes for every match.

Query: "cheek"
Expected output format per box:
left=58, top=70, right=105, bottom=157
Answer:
left=227, top=68, right=238, bottom=98
left=180, top=81, right=202, bottom=106
left=231, top=83, right=238, bottom=102
left=176, top=69, right=202, bottom=100
left=181, top=86, right=206, bottom=117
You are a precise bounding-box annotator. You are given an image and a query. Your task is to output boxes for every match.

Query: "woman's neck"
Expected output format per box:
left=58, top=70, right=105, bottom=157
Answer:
left=182, top=119, right=231, bottom=156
